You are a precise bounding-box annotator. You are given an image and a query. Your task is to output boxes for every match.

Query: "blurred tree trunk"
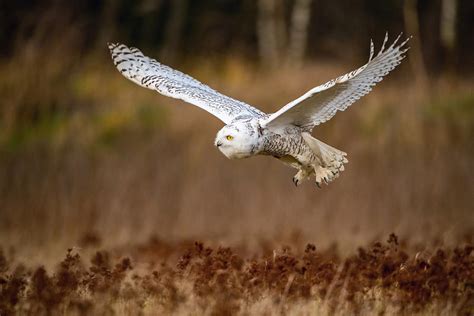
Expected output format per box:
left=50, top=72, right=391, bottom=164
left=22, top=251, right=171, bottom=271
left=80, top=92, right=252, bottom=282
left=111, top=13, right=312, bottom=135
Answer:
left=403, top=0, right=429, bottom=90
left=139, top=0, right=164, bottom=47
left=287, top=0, right=312, bottom=67
left=274, top=0, right=287, bottom=61
left=161, top=0, right=188, bottom=62
left=97, top=0, right=120, bottom=49
left=257, top=0, right=282, bottom=69
left=440, top=0, right=457, bottom=73
left=258, top=0, right=312, bottom=69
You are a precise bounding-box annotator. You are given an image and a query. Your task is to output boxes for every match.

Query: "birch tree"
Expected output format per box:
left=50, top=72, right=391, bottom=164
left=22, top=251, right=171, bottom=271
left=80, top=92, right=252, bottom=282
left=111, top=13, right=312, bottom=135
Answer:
left=403, top=0, right=429, bottom=88
left=257, top=0, right=313, bottom=69
left=287, top=0, right=312, bottom=66
left=440, top=0, right=457, bottom=71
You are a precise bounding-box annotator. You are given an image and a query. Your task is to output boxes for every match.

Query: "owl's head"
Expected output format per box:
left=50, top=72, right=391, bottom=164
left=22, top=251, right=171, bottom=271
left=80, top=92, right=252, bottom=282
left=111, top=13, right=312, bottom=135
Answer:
left=215, top=121, right=261, bottom=159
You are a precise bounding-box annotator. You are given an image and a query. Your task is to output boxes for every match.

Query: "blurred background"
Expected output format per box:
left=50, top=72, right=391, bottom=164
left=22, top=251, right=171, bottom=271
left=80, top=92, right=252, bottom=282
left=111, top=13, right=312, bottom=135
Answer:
left=0, top=0, right=472, bottom=263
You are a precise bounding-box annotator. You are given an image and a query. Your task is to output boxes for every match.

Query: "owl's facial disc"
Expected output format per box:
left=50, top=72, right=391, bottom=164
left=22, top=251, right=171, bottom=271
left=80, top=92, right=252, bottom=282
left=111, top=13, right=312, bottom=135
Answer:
left=215, top=123, right=259, bottom=159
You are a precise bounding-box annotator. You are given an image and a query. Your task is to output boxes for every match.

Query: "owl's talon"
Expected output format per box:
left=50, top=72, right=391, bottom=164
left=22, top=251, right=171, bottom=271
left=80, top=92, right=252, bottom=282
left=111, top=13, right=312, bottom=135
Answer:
left=316, top=182, right=321, bottom=188
left=292, top=177, right=299, bottom=186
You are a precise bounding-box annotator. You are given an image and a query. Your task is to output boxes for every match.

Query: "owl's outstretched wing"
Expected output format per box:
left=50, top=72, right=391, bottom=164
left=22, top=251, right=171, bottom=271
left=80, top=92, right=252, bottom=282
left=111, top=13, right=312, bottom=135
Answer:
left=261, top=34, right=410, bottom=130
left=108, top=43, right=264, bottom=124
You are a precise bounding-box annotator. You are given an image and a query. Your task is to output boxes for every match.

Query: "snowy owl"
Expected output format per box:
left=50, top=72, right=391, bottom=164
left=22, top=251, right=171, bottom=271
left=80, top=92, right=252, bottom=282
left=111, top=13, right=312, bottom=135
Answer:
left=109, top=33, right=409, bottom=187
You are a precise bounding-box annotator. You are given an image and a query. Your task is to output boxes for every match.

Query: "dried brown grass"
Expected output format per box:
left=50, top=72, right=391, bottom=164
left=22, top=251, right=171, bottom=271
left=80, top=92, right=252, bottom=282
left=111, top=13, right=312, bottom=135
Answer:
left=0, top=234, right=472, bottom=315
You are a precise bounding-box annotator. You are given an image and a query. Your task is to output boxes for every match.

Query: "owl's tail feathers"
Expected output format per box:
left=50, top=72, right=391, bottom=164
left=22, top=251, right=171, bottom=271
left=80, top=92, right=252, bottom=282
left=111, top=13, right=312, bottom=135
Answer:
left=301, top=133, right=348, bottom=185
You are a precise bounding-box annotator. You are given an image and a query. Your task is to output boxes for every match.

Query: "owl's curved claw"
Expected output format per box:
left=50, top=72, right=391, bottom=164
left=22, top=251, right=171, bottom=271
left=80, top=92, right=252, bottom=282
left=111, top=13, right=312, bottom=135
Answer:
left=316, top=182, right=321, bottom=189
left=292, top=177, right=299, bottom=187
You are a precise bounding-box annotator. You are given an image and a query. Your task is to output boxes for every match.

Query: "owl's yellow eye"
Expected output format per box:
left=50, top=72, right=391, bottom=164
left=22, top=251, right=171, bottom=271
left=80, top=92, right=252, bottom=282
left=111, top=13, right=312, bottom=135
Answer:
left=226, top=135, right=234, bottom=141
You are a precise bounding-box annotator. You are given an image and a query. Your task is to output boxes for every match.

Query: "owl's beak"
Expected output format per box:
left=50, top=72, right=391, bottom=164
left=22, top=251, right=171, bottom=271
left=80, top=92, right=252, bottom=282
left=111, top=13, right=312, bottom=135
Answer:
left=216, top=141, right=223, bottom=147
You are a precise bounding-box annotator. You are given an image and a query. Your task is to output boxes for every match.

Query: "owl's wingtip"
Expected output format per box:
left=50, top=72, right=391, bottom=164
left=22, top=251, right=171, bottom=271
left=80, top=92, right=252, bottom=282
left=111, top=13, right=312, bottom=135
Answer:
left=107, top=42, right=118, bottom=49
left=108, top=42, right=128, bottom=52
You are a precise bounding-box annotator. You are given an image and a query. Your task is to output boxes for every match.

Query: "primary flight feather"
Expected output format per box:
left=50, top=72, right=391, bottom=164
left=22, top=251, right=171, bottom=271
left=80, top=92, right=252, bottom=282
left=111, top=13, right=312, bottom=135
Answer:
left=109, top=33, right=409, bottom=187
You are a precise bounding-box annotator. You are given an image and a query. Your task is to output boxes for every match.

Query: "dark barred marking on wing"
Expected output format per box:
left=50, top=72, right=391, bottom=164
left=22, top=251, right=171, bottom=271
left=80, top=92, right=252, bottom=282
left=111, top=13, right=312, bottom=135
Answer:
left=108, top=43, right=264, bottom=124
left=262, top=33, right=410, bottom=130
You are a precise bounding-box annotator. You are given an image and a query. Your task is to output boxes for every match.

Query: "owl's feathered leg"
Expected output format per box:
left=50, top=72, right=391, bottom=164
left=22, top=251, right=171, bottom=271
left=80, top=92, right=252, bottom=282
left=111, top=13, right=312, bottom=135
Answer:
left=301, top=133, right=348, bottom=187
left=292, top=169, right=312, bottom=186
left=273, top=155, right=311, bottom=186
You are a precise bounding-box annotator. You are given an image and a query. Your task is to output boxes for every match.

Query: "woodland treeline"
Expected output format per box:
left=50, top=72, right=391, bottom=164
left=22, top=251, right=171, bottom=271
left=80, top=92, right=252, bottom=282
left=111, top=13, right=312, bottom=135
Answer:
left=0, top=0, right=473, bottom=73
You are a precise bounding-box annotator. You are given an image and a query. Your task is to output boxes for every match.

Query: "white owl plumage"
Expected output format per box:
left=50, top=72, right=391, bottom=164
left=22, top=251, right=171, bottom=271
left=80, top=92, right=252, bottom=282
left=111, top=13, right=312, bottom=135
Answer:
left=109, top=33, right=409, bottom=187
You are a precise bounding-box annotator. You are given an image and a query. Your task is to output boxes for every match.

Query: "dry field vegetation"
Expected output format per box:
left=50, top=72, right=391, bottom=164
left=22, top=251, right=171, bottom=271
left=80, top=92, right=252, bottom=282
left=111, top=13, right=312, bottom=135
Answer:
left=0, top=32, right=473, bottom=315
left=0, top=234, right=472, bottom=315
